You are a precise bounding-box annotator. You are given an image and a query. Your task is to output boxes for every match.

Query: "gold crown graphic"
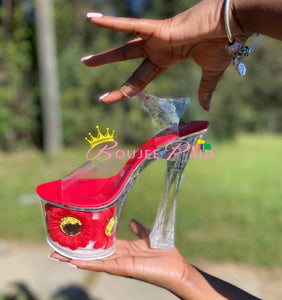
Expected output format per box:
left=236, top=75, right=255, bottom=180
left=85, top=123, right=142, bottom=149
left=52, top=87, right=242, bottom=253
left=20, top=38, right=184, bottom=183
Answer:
left=85, top=125, right=115, bottom=148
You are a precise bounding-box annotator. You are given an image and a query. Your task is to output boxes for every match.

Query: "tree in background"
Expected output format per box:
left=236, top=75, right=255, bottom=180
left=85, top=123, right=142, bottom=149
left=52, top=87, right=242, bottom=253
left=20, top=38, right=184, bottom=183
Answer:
left=34, top=0, right=62, bottom=153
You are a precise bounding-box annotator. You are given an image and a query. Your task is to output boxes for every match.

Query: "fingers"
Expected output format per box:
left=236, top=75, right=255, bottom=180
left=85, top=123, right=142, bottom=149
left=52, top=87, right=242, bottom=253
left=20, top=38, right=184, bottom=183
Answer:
left=198, top=68, right=226, bottom=111
left=81, top=39, right=145, bottom=67
left=49, top=250, right=129, bottom=275
left=68, top=258, right=110, bottom=272
left=87, top=13, right=160, bottom=39
left=129, top=219, right=150, bottom=239
left=100, top=59, right=166, bottom=104
left=67, top=258, right=124, bottom=275
left=49, top=252, right=71, bottom=262
left=70, top=255, right=154, bottom=283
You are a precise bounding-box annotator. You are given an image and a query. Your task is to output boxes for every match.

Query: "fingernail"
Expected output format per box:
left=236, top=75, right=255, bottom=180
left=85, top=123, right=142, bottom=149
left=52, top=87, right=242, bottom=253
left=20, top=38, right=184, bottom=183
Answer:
left=206, top=96, right=213, bottom=111
left=48, top=255, right=60, bottom=262
left=87, top=12, right=103, bottom=18
left=205, top=101, right=212, bottom=111
left=201, top=94, right=212, bottom=111
left=68, top=263, right=78, bottom=269
left=99, top=92, right=109, bottom=101
left=81, top=55, right=93, bottom=62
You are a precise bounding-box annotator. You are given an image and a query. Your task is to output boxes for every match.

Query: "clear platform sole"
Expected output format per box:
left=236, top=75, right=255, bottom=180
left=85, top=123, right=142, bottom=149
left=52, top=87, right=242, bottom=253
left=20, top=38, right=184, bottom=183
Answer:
left=47, top=236, right=116, bottom=260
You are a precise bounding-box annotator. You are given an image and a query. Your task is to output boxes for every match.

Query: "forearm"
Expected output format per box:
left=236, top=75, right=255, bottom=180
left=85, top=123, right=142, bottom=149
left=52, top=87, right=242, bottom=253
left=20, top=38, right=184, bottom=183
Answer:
left=168, top=262, right=227, bottom=300
left=195, top=267, right=262, bottom=300
left=233, top=0, right=282, bottom=40
left=169, top=262, right=261, bottom=300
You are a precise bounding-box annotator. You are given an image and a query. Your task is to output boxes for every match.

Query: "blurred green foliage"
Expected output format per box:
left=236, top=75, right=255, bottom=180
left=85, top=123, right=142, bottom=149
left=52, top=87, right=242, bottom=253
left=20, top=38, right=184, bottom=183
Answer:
left=0, top=1, right=39, bottom=151
left=0, top=0, right=281, bottom=151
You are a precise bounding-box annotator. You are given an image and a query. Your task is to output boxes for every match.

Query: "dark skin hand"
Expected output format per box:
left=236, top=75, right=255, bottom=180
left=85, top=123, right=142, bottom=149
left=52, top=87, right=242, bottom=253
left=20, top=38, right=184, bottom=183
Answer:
left=51, top=220, right=261, bottom=300
left=51, top=220, right=226, bottom=300
left=81, top=0, right=282, bottom=110
left=81, top=0, right=248, bottom=111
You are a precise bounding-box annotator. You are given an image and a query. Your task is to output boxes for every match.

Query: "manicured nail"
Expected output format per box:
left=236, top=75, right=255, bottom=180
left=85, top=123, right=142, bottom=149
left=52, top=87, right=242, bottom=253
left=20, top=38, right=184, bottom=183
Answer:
left=68, top=263, right=78, bottom=269
left=48, top=255, right=60, bottom=262
left=204, top=100, right=211, bottom=111
left=205, top=97, right=213, bottom=111
left=201, top=93, right=212, bottom=111
left=206, top=102, right=212, bottom=111
left=99, top=92, right=109, bottom=101
left=87, top=12, right=103, bottom=18
left=81, top=55, right=93, bottom=62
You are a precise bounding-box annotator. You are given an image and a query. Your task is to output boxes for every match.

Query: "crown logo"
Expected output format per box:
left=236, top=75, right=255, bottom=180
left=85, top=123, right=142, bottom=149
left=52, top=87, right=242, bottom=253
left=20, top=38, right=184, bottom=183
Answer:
left=85, top=125, right=115, bottom=148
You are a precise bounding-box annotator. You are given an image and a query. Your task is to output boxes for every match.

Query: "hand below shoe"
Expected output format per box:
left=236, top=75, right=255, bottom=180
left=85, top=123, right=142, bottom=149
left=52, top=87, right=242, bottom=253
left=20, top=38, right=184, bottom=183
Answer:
left=50, top=220, right=226, bottom=300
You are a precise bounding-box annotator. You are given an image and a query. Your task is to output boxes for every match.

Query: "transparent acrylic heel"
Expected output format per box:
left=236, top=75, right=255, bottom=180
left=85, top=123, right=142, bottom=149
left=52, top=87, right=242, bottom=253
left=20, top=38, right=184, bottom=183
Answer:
left=135, top=92, right=208, bottom=249
left=149, top=132, right=206, bottom=249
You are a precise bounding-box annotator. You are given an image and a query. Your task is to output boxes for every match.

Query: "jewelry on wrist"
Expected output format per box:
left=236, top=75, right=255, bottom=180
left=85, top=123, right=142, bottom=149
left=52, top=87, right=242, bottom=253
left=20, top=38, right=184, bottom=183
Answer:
left=224, top=0, right=252, bottom=76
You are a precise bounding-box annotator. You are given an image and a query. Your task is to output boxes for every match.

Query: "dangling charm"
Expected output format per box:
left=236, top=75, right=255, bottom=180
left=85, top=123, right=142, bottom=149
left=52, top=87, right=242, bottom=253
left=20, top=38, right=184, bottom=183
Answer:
left=231, top=57, right=246, bottom=76
left=225, top=39, right=252, bottom=77
left=236, top=62, right=247, bottom=76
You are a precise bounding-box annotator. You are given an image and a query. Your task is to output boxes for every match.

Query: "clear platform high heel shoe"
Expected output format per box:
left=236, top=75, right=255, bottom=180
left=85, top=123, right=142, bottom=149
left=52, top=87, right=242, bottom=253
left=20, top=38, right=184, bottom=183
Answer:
left=36, top=92, right=209, bottom=259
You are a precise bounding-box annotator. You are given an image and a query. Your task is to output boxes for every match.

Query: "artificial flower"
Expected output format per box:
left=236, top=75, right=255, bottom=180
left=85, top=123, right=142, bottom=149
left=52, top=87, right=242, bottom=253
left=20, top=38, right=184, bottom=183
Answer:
left=92, top=206, right=116, bottom=250
left=45, top=204, right=94, bottom=250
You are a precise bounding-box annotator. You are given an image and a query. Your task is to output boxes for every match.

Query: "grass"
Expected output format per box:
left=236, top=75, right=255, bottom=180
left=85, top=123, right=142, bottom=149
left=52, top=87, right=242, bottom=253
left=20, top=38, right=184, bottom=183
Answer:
left=0, top=134, right=281, bottom=267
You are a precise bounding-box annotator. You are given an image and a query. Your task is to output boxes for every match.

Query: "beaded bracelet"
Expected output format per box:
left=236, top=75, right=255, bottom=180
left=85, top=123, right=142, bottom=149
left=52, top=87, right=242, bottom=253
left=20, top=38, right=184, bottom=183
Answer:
left=224, top=0, right=252, bottom=76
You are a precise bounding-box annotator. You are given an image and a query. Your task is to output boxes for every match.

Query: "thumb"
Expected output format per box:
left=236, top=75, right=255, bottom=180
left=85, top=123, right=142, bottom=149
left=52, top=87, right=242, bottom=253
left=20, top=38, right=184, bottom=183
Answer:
left=129, top=219, right=150, bottom=240
left=198, top=69, right=225, bottom=111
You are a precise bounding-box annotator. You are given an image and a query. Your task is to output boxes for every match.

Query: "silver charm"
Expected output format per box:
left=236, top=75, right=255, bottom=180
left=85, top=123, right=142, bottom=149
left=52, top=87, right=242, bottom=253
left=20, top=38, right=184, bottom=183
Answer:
left=225, top=39, right=251, bottom=77
left=236, top=62, right=246, bottom=76
left=231, top=58, right=247, bottom=76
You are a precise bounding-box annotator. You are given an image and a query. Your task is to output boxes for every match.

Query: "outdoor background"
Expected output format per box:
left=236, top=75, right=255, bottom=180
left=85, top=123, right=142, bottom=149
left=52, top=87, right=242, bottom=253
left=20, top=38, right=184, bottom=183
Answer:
left=0, top=0, right=281, bottom=299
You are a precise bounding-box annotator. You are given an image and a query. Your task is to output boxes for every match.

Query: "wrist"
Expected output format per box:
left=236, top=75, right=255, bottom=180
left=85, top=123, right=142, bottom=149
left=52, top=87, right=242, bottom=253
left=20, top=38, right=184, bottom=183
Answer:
left=225, top=0, right=250, bottom=41
left=231, top=0, right=282, bottom=40
left=230, top=0, right=253, bottom=36
left=168, top=261, right=226, bottom=300
left=194, top=0, right=247, bottom=41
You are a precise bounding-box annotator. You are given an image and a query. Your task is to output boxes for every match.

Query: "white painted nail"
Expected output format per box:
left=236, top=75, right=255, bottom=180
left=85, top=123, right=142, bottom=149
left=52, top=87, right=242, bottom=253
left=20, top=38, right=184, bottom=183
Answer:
left=81, top=55, right=93, bottom=62
left=48, top=255, right=60, bottom=262
left=68, top=263, right=78, bottom=269
left=99, top=92, right=109, bottom=101
left=87, top=12, right=103, bottom=18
